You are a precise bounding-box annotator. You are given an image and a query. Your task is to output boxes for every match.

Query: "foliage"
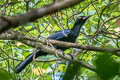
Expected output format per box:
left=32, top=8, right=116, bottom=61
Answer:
left=62, top=62, right=81, bottom=80
left=0, top=70, right=11, bottom=80
left=0, top=0, right=120, bottom=79
left=94, top=52, right=119, bottom=80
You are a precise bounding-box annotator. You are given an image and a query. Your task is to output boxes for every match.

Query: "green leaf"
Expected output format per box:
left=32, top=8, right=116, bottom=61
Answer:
left=0, top=70, right=11, bottom=80
left=62, top=62, right=81, bottom=80
left=94, top=52, right=119, bottom=80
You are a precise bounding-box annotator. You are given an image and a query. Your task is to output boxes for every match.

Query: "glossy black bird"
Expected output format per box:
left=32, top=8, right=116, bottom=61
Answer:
left=15, top=16, right=90, bottom=73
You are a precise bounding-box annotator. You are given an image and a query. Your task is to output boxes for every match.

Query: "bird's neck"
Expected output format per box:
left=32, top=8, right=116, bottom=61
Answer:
left=71, top=23, right=83, bottom=36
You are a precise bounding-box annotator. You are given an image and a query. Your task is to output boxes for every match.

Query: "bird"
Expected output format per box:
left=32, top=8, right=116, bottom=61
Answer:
left=15, top=16, right=91, bottom=73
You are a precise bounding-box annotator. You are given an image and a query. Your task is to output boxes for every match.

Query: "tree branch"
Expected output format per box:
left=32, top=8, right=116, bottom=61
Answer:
left=0, top=32, right=120, bottom=56
left=21, top=39, right=96, bottom=72
left=0, top=0, right=84, bottom=33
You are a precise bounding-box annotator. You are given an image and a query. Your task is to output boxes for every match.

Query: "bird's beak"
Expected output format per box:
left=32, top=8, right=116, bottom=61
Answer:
left=83, top=15, right=92, bottom=20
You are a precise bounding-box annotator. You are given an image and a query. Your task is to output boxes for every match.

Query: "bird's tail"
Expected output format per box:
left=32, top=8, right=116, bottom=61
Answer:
left=14, top=50, right=48, bottom=73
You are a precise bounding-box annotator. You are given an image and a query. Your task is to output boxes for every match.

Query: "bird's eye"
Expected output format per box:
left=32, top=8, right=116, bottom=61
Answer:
left=78, top=16, right=82, bottom=19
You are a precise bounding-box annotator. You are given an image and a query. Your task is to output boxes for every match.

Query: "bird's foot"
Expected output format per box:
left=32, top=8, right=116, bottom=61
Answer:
left=68, top=54, right=74, bottom=59
left=58, top=49, right=65, bottom=55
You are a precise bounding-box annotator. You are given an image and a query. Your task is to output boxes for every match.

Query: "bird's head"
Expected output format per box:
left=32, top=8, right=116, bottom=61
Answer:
left=75, top=15, right=91, bottom=23
left=72, top=15, right=91, bottom=36
left=73, top=15, right=91, bottom=28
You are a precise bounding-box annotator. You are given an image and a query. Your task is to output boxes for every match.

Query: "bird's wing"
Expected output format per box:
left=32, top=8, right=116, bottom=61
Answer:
left=48, top=29, right=71, bottom=40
